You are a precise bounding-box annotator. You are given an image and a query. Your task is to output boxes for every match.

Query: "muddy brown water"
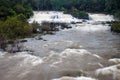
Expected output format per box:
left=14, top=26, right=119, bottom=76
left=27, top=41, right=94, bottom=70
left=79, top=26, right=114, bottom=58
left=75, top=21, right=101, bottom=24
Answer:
left=0, top=12, right=120, bottom=80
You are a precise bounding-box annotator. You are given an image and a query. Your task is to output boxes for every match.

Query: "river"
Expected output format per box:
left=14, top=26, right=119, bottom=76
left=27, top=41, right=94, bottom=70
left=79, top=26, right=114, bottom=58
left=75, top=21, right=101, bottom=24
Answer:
left=0, top=11, right=120, bottom=80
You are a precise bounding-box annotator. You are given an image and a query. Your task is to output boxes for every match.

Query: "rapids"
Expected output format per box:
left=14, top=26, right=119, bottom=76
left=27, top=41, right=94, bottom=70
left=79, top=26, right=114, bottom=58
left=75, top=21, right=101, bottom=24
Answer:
left=0, top=11, right=120, bottom=80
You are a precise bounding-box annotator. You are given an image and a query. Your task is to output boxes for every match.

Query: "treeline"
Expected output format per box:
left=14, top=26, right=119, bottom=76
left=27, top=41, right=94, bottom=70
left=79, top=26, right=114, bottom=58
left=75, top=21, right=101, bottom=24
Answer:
left=0, top=0, right=120, bottom=20
left=0, top=0, right=120, bottom=21
left=28, top=0, right=120, bottom=19
left=1, top=0, right=120, bottom=19
left=0, top=0, right=33, bottom=20
left=30, top=0, right=105, bottom=12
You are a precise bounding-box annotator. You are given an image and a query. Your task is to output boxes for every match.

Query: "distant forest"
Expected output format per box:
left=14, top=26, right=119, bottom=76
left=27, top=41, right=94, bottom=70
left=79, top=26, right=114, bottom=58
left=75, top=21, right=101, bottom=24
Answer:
left=0, top=0, right=120, bottom=19
left=30, top=0, right=120, bottom=19
left=30, top=0, right=120, bottom=12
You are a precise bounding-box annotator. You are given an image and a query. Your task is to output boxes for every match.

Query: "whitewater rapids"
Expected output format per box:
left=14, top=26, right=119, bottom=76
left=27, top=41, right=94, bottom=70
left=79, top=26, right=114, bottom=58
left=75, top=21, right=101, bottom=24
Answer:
left=0, top=11, right=120, bottom=80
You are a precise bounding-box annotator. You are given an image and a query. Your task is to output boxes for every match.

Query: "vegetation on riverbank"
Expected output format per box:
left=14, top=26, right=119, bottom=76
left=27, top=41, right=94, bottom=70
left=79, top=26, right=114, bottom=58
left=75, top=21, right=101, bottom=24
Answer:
left=0, top=14, right=32, bottom=51
left=0, top=14, right=32, bottom=39
left=110, top=21, right=120, bottom=33
left=31, top=21, right=71, bottom=34
left=70, top=8, right=88, bottom=19
left=61, top=7, right=89, bottom=19
left=0, top=0, right=33, bottom=51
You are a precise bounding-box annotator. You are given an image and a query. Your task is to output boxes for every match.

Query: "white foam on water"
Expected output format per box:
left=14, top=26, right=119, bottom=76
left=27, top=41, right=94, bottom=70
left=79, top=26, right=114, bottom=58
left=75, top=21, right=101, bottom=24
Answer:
left=109, top=58, right=120, bottom=64
left=43, top=49, right=104, bottom=71
left=74, top=24, right=110, bottom=32
left=10, top=52, right=43, bottom=66
left=0, top=52, right=7, bottom=58
left=52, top=76, right=97, bottom=80
left=95, top=64, right=120, bottom=80
left=25, top=12, right=116, bottom=57
left=29, top=11, right=80, bottom=24
left=0, top=49, right=111, bottom=80
left=96, top=64, right=120, bottom=75
left=89, top=13, right=114, bottom=22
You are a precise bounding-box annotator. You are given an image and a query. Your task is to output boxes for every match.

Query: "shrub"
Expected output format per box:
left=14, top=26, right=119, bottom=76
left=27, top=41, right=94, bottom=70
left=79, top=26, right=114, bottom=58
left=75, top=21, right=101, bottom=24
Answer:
left=2, top=15, right=31, bottom=39
left=111, top=21, right=120, bottom=33
left=71, top=7, right=89, bottom=19
left=114, top=10, right=120, bottom=19
left=0, top=14, right=32, bottom=51
left=31, top=21, right=40, bottom=33
left=61, top=7, right=67, bottom=14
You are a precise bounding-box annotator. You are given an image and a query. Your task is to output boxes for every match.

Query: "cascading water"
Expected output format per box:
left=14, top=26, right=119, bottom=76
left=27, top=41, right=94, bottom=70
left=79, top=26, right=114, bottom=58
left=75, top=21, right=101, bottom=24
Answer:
left=0, top=11, right=120, bottom=80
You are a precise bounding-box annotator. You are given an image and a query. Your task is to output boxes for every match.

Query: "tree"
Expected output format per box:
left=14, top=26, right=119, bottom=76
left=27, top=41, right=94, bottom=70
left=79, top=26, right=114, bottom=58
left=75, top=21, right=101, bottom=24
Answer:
left=0, top=0, right=33, bottom=20
left=0, top=14, right=32, bottom=39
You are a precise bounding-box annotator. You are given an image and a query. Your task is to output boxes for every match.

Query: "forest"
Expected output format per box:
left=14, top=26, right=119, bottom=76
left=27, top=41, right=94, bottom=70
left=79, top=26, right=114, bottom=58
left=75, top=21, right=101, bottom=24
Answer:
left=29, top=0, right=120, bottom=19
left=0, top=0, right=120, bottom=19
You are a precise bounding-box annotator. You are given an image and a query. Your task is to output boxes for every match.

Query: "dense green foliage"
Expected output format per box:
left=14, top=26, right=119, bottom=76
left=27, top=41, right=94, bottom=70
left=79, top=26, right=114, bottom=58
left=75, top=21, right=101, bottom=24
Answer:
left=27, top=0, right=120, bottom=19
left=0, top=0, right=33, bottom=50
left=0, top=0, right=33, bottom=20
left=70, top=8, right=88, bottom=19
left=60, top=7, right=89, bottom=19
left=0, top=0, right=120, bottom=19
left=0, top=14, right=32, bottom=51
left=29, top=0, right=105, bottom=11
left=111, top=21, right=120, bottom=33
left=0, top=14, right=32, bottom=40
left=28, top=1, right=116, bottom=12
